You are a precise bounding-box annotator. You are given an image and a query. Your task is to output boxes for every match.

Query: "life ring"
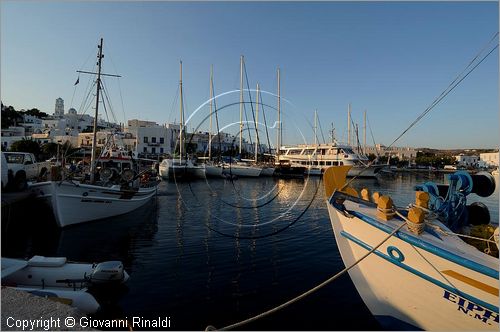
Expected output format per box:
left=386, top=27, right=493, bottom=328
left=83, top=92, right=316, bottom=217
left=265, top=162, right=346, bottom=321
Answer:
left=121, top=169, right=135, bottom=182
left=100, top=168, right=114, bottom=182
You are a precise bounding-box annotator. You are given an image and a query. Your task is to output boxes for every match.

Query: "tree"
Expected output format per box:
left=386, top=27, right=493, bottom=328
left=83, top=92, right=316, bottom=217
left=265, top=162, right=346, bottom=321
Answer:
left=1, top=105, right=23, bottom=128
left=22, top=108, right=49, bottom=118
left=9, top=139, right=41, bottom=157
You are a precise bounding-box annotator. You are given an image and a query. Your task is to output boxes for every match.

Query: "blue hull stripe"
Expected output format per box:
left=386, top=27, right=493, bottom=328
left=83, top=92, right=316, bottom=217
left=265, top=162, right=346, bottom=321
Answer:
left=347, top=209, right=499, bottom=280
left=340, top=230, right=499, bottom=314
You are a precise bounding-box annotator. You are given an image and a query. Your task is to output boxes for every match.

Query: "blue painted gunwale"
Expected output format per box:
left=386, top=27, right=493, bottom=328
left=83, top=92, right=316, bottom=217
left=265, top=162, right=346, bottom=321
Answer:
left=329, top=191, right=499, bottom=280
left=340, top=230, right=499, bottom=314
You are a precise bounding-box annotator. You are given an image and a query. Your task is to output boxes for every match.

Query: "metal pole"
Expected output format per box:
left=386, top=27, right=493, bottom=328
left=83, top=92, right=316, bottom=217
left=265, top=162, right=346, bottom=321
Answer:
left=239, top=55, right=244, bottom=156
left=179, top=60, right=183, bottom=163
left=347, top=103, right=351, bottom=146
left=209, top=65, right=213, bottom=161
left=90, top=38, right=103, bottom=183
left=276, top=68, right=281, bottom=159
left=255, top=83, right=259, bottom=163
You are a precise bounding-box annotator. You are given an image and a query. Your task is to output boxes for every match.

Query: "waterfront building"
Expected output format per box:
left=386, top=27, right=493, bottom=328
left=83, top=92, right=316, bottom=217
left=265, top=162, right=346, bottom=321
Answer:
left=363, top=144, right=416, bottom=161
left=455, top=154, right=480, bottom=168
left=480, top=151, right=499, bottom=168
left=126, top=120, right=173, bottom=158
left=0, top=126, right=27, bottom=150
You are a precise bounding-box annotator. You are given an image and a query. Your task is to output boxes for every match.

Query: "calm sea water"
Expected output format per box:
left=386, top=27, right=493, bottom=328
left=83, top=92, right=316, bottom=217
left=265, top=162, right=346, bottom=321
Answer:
left=2, top=172, right=498, bottom=330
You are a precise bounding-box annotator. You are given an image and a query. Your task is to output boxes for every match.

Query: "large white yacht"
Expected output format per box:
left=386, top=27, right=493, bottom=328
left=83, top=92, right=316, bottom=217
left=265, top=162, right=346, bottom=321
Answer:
left=277, top=142, right=385, bottom=178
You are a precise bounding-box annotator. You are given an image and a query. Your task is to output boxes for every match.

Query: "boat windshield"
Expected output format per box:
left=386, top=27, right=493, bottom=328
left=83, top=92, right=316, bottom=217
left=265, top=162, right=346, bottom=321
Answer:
left=340, top=148, right=355, bottom=154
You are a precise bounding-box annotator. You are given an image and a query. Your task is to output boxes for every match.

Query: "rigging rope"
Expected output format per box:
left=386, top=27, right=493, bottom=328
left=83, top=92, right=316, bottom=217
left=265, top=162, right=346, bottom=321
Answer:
left=341, top=32, right=499, bottom=190
left=207, top=215, right=407, bottom=330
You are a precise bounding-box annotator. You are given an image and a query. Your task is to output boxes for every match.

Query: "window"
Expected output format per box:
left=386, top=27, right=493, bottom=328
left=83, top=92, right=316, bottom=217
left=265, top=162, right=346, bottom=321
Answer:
left=160, top=148, right=164, bottom=153
left=144, top=136, right=148, bottom=143
left=143, top=147, right=147, bottom=153
left=152, top=147, right=156, bottom=154
left=160, top=137, right=164, bottom=144
left=152, top=137, right=156, bottom=143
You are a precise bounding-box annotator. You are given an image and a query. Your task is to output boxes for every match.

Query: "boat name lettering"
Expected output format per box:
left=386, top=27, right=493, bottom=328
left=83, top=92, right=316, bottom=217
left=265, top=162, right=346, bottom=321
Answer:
left=81, top=198, right=112, bottom=204
left=443, top=290, right=499, bottom=325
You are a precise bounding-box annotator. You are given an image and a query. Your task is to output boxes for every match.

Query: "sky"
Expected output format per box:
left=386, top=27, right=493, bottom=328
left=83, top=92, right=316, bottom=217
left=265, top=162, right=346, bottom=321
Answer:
left=1, top=1, right=498, bottom=150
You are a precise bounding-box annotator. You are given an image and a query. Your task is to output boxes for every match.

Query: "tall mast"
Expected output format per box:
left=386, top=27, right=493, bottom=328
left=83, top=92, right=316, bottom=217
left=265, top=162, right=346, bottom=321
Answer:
left=239, top=55, right=244, bottom=156
left=363, top=110, right=367, bottom=155
left=179, top=60, right=184, bottom=163
left=314, top=109, right=318, bottom=146
left=209, top=65, right=213, bottom=161
left=90, top=38, right=104, bottom=183
left=276, top=67, right=281, bottom=159
left=255, top=83, right=260, bottom=163
left=347, top=103, right=351, bottom=146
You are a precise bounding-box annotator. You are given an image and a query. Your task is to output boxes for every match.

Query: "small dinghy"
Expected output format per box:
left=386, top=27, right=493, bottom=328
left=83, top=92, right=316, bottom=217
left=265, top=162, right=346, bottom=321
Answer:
left=1, top=255, right=130, bottom=313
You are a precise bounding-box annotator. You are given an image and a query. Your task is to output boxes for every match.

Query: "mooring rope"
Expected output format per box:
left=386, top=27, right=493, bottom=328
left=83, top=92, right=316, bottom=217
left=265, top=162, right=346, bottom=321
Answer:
left=206, top=214, right=407, bottom=331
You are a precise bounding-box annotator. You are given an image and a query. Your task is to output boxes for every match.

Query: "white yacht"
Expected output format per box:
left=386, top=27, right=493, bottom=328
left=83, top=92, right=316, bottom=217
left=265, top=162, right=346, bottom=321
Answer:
left=277, top=142, right=384, bottom=178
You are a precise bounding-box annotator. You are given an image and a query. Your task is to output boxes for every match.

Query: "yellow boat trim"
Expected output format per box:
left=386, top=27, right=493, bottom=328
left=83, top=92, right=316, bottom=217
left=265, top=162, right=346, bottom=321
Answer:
left=442, top=270, right=499, bottom=296
left=323, top=166, right=356, bottom=198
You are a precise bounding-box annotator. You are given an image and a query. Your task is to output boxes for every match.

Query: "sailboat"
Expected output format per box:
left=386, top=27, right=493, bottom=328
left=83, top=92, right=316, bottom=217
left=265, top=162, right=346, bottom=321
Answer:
left=159, top=61, right=205, bottom=180
left=30, top=38, right=159, bottom=228
left=203, top=65, right=224, bottom=178
left=222, top=55, right=262, bottom=178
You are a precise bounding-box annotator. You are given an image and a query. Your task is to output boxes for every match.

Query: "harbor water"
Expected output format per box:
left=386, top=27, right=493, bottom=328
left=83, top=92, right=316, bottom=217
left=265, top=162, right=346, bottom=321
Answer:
left=2, top=172, right=498, bottom=330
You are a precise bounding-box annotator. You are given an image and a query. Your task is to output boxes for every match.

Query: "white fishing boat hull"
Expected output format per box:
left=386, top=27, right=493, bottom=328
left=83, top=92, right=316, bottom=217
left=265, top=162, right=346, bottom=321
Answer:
left=222, top=164, right=262, bottom=177
left=326, top=193, right=499, bottom=330
left=204, top=164, right=223, bottom=178
left=30, top=181, right=157, bottom=227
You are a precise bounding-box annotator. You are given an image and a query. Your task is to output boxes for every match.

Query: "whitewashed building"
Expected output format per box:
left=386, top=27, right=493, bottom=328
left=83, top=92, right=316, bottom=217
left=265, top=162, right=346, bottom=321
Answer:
left=480, top=152, right=499, bottom=168
left=455, top=154, right=479, bottom=167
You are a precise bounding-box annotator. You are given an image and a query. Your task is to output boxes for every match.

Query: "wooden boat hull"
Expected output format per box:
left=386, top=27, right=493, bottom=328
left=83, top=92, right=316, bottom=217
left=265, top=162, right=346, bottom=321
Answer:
left=30, top=181, right=157, bottom=227
left=326, top=193, right=499, bottom=330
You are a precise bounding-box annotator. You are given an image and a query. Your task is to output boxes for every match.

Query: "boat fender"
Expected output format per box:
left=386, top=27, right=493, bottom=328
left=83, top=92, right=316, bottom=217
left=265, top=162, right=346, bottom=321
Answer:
left=361, top=188, right=370, bottom=201
left=466, top=202, right=490, bottom=226
left=377, top=196, right=395, bottom=221
left=371, top=191, right=381, bottom=204
left=470, top=171, right=496, bottom=197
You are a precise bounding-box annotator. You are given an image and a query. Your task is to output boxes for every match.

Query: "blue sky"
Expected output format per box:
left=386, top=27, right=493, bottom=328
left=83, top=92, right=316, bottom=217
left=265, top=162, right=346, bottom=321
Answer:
left=1, top=1, right=498, bottom=149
